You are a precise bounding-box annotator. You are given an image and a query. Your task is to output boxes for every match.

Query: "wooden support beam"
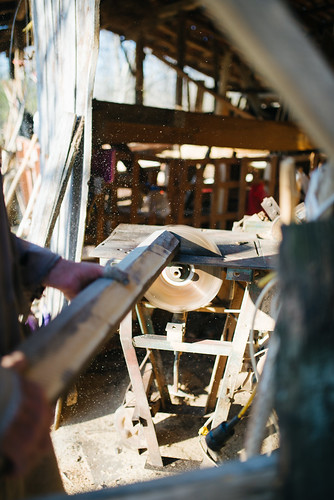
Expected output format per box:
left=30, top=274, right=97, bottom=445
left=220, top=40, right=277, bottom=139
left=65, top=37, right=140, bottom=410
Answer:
left=133, top=334, right=233, bottom=356
left=21, top=230, right=180, bottom=402
left=92, top=100, right=313, bottom=151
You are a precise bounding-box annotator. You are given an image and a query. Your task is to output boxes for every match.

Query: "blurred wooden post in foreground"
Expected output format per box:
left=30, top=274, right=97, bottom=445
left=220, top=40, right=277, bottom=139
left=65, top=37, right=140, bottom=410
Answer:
left=275, top=219, right=334, bottom=499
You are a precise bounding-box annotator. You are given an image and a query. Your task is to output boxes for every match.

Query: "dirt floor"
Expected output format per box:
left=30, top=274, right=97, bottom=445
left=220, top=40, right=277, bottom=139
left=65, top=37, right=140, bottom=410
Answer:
left=51, top=324, right=279, bottom=496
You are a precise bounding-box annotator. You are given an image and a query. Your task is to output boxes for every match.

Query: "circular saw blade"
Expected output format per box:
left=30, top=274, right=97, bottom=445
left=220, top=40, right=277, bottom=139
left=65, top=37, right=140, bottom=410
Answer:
left=144, top=225, right=223, bottom=313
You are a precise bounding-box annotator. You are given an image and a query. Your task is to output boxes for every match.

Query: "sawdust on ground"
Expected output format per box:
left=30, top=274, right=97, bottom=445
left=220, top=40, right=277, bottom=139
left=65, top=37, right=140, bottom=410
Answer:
left=51, top=334, right=278, bottom=496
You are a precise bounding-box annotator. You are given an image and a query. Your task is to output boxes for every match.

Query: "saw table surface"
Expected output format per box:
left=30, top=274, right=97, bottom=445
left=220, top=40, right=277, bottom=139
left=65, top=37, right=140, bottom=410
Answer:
left=91, top=224, right=279, bottom=270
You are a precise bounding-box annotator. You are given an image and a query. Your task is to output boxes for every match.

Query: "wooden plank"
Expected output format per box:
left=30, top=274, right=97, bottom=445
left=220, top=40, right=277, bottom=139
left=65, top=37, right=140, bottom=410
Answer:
left=205, top=281, right=245, bottom=412
left=135, top=303, right=171, bottom=408
left=38, top=452, right=279, bottom=500
left=120, top=312, right=163, bottom=467
left=60, top=0, right=76, bottom=114
left=92, top=100, right=313, bottom=151
left=75, top=0, right=100, bottom=116
left=31, top=0, right=54, bottom=168
left=28, top=115, right=84, bottom=247
left=212, top=284, right=257, bottom=426
left=202, top=0, right=334, bottom=161
left=21, top=230, right=179, bottom=402
left=31, top=0, right=99, bottom=266
left=69, top=0, right=100, bottom=262
left=133, top=334, right=233, bottom=356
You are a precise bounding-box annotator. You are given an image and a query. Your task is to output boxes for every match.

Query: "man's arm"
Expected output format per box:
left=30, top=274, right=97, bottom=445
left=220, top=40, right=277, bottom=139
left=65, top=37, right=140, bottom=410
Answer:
left=42, top=257, right=104, bottom=300
left=12, top=235, right=61, bottom=303
left=13, top=235, right=104, bottom=302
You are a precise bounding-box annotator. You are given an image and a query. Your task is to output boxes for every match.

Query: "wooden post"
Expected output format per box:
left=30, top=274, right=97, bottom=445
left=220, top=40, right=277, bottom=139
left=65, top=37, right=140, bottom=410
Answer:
left=194, top=80, right=205, bottom=112
left=238, top=158, right=248, bottom=220
left=193, top=165, right=204, bottom=228
left=275, top=219, right=334, bottom=499
left=175, top=14, right=185, bottom=109
left=135, top=34, right=144, bottom=106
left=215, top=51, right=232, bottom=116
left=130, top=156, right=141, bottom=223
left=267, top=155, right=278, bottom=198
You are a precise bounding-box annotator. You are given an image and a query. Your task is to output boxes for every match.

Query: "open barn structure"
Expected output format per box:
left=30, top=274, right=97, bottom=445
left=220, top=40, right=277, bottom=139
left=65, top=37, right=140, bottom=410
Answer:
left=2, top=1, right=334, bottom=500
left=0, top=0, right=331, bottom=247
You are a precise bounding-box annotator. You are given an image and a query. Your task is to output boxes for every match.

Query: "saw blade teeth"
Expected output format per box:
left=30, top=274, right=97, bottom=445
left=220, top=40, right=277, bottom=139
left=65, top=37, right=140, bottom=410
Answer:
left=144, top=225, right=223, bottom=313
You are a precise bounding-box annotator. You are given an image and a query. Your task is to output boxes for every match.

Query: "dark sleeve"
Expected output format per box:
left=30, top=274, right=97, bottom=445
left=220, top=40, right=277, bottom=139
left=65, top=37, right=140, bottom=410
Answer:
left=0, top=367, right=21, bottom=445
left=11, top=235, right=60, bottom=300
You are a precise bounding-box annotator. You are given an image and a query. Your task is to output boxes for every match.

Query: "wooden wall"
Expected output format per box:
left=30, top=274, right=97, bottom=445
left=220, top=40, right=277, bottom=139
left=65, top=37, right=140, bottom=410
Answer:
left=29, top=0, right=99, bottom=261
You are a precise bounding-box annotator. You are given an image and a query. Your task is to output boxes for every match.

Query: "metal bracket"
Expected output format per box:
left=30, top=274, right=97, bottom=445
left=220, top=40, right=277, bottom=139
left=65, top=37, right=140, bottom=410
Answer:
left=226, top=268, right=253, bottom=282
left=261, top=196, right=280, bottom=221
left=165, top=322, right=185, bottom=343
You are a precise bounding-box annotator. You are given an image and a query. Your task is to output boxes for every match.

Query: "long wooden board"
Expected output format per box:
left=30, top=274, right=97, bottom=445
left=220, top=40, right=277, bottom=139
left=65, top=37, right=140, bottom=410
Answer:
left=21, top=230, right=179, bottom=402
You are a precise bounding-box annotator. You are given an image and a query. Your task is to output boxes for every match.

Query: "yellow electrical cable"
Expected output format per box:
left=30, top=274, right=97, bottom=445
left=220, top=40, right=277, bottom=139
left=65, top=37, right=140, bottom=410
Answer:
left=237, top=387, right=257, bottom=420
left=199, top=387, right=256, bottom=438
left=257, top=271, right=277, bottom=289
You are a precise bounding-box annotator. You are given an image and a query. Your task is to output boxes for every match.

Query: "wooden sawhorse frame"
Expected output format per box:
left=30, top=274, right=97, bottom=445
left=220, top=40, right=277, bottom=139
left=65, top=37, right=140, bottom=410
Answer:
left=119, top=279, right=275, bottom=467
